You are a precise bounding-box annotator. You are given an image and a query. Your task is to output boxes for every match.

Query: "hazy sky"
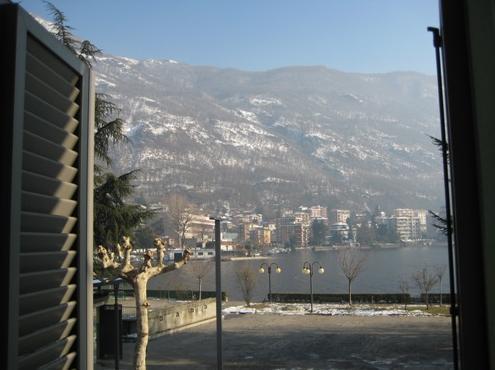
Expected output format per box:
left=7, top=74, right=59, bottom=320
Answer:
left=20, top=0, right=439, bottom=74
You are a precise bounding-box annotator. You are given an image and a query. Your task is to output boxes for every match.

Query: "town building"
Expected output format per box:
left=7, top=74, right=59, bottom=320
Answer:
left=309, top=205, right=328, bottom=219
left=294, top=211, right=311, bottom=225
left=330, top=209, right=351, bottom=224
left=276, top=216, right=309, bottom=247
left=249, top=226, right=272, bottom=246
left=238, top=222, right=256, bottom=242
left=329, top=222, right=350, bottom=241
left=184, top=213, right=215, bottom=241
left=391, top=208, right=427, bottom=240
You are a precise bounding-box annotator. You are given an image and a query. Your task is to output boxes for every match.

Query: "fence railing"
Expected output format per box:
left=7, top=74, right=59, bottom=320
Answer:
left=268, top=293, right=454, bottom=304
left=100, top=288, right=228, bottom=302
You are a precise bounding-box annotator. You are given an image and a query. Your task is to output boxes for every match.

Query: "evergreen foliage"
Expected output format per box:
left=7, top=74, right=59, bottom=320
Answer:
left=94, top=94, right=128, bottom=168
left=310, top=219, right=328, bottom=245
left=94, top=171, right=154, bottom=246
left=428, top=210, right=449, bottom=236
left=427, top=135, right=451, bottom=236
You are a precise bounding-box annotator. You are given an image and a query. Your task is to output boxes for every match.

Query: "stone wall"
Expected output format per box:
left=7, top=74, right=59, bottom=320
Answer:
left=148, top=298, right=216, bottom=337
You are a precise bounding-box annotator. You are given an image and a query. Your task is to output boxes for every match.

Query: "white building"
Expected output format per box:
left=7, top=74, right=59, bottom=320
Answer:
left=330, top=209, right=351, bottom=224
left=392, top=208, right=427, bottom=240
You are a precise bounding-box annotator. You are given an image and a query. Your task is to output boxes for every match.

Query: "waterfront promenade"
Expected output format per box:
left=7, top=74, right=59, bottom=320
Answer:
left=96, top=303, right=453, bottom=369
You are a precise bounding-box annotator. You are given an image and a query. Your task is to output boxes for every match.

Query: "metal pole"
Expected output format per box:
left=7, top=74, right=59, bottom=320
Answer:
left=310, top=268, right=314, bottom=313
left=213, top=218, right=223, bottom=370
left=268, top=266, right=272, bottom=303
left=427, top=26, right=459, bottom=370
left=113, top=281, right=120, bottom=370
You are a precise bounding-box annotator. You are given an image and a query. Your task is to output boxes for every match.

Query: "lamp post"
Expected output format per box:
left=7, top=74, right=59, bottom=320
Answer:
left=302, top=261, right=324, bottom=313
left=210, top=216, right=223, bottom=370
left=113, top=277, right=122, bottom=370
left=259, top=262, right=282, bottom=303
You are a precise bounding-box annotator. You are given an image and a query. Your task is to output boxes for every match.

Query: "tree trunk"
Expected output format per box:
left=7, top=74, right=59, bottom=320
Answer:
left=134, top=277, right=149, bottom=370
left=425, top=291, right=429, bottom=309
left=198, top=278, right=202, bottom=300
left=348, top=279, right=352, bottom=306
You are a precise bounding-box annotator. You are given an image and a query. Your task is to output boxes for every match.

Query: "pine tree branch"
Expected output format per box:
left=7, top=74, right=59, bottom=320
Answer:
left=428, top=210, right=450, bottom=236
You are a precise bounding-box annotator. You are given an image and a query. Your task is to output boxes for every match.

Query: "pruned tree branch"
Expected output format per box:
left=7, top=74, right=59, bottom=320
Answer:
left=96, top=235, right=191, bottom=370
left=96, top=245, right=120, bottom=269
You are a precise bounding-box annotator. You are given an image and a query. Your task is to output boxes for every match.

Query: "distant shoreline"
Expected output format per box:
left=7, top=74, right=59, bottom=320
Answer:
left=223, top=256, right=268, bottom=261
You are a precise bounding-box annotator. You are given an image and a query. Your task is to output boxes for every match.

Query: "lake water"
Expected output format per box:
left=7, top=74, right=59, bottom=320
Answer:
left=148, top=244, right=451, bottom=302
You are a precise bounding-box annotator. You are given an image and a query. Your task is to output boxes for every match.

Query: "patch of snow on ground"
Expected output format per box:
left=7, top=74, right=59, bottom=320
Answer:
left=214, top=120, right=277, bottom=151
left=137, top=96, right=157, bottom=103
left=262, top=177, right=294, bottom=184
left=95, top=76, right=116, bottom=88
left=119, top=56, right=139, bottom=65
left=223, top=303, right=433, bottom=317
left=342, top=93, right=364, bottom=103
left=236, top=110, right=259, bottom=123
left=250, top=96, right=282, bottom=106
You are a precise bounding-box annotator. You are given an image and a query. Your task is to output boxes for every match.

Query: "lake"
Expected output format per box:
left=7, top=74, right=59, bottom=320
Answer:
left=148, top=244, right=451, bottom=302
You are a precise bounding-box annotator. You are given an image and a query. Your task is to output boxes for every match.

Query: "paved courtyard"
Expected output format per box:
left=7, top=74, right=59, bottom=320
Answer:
left=96, top=312, right=453, bottom=369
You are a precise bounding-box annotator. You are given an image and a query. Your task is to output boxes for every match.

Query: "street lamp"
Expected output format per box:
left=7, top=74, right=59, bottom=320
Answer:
left=259, top=262, right=282, bottom=303
left=302, top=261, right=324, bottom=313
left=113, top=277, right=123, bottom=370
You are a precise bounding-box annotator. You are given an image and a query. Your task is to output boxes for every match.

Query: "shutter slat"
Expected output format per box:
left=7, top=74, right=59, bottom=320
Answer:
left=20, top=233, right=77, bottom=253
left=24, top=131, right=78, bottom=166
left=26, top=37, right=79, bottom=85
left=24, top=92, right=78, bottom=133
left=18, top=334, right=76, bottom=370
left=20, top=267, right=77, bottom=294
left=39, top=352, right=76, bottom=370
left=26, top=52, right=80, bottom=101
left=20, top=251, right=77, bottom=274
left=23, top=151, right=78, bottom=183
left=19, top=318, right=76, bottom=355
left=25, top=71, right=79, bottom=116
left=19, top=302, right=76, bottom=337
left=19, top=285, right=76, bottom=316
left=22, top=171, right=78, bottom=199
left=21, top=212, right=77, bottom=234
left=22, top=191, right=77, bottom=217
left=25, top=111, right=78, bottom=146
left=25, top=108, right=78, bottom=134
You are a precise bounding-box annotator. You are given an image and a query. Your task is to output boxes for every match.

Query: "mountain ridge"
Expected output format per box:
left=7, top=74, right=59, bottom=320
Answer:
left=91, top=53, right=443, bottom=214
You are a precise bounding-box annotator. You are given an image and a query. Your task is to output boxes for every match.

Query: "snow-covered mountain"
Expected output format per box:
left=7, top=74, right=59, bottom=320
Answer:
left=92, top=54, right=443, bottom=212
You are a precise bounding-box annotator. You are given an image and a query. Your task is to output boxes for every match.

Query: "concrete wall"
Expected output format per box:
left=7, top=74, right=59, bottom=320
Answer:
left=148, top=298, right=216, bottom=337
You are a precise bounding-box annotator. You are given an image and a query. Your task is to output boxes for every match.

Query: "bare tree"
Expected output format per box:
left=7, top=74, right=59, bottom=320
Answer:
left=235, top=264, right=258, bottom=307
left=165, top=194, right=193, bottom=250
left=412, top=266, right=438, bottom=309
left=338, top=249, right=367, bottom=305
left=188, top=260, right=213, bottom=300
left=399, top=278, right=410, bottom=310
left=434, top=264, right=447, bottom=305
left=97, top=237, right=191, bottom=370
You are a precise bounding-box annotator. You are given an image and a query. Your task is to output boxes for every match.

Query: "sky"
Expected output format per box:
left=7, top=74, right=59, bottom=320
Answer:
left=20, top=0, right=439, bottom=75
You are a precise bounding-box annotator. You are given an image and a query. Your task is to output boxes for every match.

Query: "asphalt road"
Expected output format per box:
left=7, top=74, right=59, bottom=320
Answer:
left=96, top=313, right=453, bottom=369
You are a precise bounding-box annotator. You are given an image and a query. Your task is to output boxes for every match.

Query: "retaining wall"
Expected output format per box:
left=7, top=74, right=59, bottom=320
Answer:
left=123, top=298, right=217, bottom=340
